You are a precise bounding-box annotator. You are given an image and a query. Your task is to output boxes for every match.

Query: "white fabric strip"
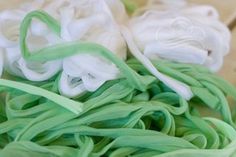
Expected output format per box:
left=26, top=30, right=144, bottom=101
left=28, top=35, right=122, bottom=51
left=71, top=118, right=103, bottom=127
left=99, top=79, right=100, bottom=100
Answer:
left=121, top=26, right=193, bottom=100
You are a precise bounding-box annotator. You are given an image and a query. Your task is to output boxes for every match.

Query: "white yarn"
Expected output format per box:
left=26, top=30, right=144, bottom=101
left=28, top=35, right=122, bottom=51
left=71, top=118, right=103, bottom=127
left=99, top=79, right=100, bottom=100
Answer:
left=120, top=26, right=193, bottom=100
left=0, top=1, right=62, bottom=81
left=0, top=0, right=127, bottom=97
left=0, top=0, right=231, bottom=100
left=129, top=3, right=231, bottom=72
left=58, top=0, right=127, bottom=97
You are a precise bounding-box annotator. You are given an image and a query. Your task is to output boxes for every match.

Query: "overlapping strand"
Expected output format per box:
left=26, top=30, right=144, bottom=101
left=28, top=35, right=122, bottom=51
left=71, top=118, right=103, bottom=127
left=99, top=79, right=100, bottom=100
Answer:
left=1, top=41, right=236, bottom=156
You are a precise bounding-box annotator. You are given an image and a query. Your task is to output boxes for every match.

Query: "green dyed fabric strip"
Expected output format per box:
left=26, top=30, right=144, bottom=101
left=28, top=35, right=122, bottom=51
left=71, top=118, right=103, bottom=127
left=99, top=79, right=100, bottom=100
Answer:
left=1, top=10, right=236, bottom=157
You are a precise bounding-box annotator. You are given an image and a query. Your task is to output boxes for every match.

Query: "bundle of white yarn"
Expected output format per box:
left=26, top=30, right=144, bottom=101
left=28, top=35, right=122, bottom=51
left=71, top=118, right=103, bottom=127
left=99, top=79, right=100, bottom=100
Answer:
left=0, top=0, right=231, bottom=99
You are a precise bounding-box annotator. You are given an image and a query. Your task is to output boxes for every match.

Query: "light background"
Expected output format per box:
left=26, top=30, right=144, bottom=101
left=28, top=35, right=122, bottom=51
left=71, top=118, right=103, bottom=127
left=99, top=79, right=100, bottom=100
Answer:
left=0, top=0, right=235, bottom=85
